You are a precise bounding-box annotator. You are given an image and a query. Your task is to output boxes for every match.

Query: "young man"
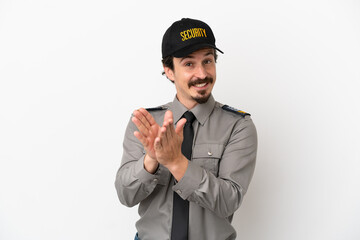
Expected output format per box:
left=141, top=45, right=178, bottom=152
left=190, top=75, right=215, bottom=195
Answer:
left=115, top=18, right=257, bottom=240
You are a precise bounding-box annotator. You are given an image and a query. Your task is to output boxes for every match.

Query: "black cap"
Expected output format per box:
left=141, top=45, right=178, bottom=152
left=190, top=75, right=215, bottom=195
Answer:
left=162, top=18, right=223, bottom=59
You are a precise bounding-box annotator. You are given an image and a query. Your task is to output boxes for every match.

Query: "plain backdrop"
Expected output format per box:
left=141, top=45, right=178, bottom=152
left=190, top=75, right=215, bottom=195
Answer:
left=1, top=0, right=359, bottom=239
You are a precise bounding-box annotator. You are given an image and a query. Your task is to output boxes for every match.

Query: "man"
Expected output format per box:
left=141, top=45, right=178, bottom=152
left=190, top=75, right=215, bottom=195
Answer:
left=115, top=18, right=257, bottom=240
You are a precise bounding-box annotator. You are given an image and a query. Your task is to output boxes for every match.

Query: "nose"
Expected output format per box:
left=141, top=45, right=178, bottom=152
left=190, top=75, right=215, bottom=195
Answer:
left=194, top=65, right=207, bottom=79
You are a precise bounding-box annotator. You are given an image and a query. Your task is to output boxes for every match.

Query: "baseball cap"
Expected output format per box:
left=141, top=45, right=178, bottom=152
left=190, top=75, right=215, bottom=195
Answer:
left=162, top=18, right=224, bottom=58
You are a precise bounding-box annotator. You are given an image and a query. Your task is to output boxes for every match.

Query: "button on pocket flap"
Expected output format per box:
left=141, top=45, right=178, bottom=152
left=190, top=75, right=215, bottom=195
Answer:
left=192, top=144, right=223, bottom=176
left=192, top=144, right=223, bottom=159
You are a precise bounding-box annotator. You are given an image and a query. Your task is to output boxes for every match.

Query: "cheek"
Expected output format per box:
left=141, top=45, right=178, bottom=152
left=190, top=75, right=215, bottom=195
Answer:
left=175, top=72, right=192, bottom=85
left=209, top=67, right=216, bottom=77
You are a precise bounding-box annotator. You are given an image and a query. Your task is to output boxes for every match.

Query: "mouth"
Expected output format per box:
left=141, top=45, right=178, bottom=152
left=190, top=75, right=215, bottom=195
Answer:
left=189, top=77, right=213, bottom=90
left=194, top=82, right=208, bottom=88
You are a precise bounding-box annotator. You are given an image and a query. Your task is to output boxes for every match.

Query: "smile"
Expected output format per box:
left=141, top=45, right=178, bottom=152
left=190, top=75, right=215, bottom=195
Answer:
left=195, top=82, right=207, bottom=87
left=191, top=82, right=209, bottom=90
left=189, top=77, right=214, bottom=89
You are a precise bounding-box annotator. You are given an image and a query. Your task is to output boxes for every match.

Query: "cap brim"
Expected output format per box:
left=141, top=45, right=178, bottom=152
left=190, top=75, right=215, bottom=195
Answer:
left=173, top=43, right=223, bottom=58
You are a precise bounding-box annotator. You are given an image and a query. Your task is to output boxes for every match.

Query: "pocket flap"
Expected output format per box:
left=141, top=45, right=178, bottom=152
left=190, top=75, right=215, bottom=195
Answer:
left=192, top=143, right=224, bottom=159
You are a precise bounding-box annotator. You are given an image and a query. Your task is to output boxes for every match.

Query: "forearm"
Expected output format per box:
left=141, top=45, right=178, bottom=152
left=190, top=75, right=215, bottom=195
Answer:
left=172, top=162, right=244, bottom=218
left=115, top=119, right=165, bottom=207
left=115, top=155, right=156, bottom=207
left=173, top=119, right=257, bottom=218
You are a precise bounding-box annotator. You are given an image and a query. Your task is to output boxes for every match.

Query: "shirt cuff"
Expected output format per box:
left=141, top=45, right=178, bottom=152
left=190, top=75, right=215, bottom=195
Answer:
left=135, top=155, right=170, bottom=186
left=172, top=161, right=203, bottom=199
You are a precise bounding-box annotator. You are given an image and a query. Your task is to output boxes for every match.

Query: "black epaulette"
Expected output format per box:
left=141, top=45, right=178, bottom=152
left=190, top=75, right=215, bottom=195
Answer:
left=145, top=106, right=168, bottom=112
left=222, top=105, right=251, bottom=117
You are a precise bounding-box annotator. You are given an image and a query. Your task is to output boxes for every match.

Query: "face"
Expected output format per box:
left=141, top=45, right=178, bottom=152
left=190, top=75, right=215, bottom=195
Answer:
left=164, top=48, right=216, bottom=109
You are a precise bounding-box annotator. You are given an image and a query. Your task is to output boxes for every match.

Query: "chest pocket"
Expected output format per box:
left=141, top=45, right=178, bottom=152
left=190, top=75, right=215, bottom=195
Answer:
left=191, top=144, right=224, bottom=176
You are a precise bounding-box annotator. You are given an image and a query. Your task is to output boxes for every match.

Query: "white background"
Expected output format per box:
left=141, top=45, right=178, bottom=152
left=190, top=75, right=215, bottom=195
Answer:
left=1, top=0, right=359, bottom=239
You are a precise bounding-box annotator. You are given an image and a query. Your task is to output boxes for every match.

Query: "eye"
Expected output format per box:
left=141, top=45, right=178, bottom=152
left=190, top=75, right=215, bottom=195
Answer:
left=204, top=59, right=212, bottom=64
left=184, top=62, right=193, bottom=67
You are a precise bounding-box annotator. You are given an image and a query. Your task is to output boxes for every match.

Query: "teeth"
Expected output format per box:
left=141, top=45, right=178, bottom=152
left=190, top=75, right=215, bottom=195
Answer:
left=195, top=83, right=207, bottom=87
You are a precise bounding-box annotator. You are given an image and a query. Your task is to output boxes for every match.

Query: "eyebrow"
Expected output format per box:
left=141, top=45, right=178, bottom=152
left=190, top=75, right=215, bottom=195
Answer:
left=179, top=50, right=214, bottom=63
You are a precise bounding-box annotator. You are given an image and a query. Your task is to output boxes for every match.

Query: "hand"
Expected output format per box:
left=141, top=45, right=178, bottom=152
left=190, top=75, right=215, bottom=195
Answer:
left=132, top=108, right=160, bottom=173
left=154, top=111, right=188, bottom=180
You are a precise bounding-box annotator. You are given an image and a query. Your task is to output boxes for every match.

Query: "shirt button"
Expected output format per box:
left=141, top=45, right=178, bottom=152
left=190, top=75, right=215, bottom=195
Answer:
left=153, top=178, right=158, bottom=182
left=176, top=190, right=182, bottom=194
left=208, top=152, right=213, bottom=156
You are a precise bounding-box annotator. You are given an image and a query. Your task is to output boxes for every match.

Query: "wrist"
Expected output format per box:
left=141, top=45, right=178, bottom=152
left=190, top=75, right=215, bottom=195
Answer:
left=166, top=155, right=189, bottom=181
left=144, top=154, right=159, bottom=174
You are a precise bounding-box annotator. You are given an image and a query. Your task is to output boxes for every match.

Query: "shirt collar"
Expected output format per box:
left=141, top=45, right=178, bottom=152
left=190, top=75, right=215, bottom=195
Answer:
left=170, top=94, right=215, bottom=126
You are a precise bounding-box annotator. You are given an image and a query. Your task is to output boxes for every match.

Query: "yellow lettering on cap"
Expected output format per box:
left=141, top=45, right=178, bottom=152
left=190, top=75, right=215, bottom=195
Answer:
left=180, top=28, right=207, bottom=41
left=181, top=32, right=186, bottom=41
left=195, top=28, right=200, bottom=37
left=187, top=30, right=191, bottom=39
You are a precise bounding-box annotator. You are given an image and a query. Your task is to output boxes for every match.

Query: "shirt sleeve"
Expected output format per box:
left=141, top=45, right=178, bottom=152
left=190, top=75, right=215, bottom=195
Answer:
left=172, top=117, right=257, bottom=218
left=115, top=118, right=171, bottom=207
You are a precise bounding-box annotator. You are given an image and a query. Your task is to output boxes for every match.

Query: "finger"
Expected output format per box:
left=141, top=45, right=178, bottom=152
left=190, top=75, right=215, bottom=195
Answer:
left=132, top=116, right=150, bottom=137
left=133, top=109, right=151, bottom=131
left=163, top=110, right=173, bottom=124
left=162, top=110, right=175, bottom=138
left=175, top=118, right=187, bottom=135
left=160, top=122, right=170, bottom=146
left=134, top=131, right=149, bottom=147
left=154, top=136, right=162, bottom=151
left=159, top=125, right=168, bottom=145
left=138, top=108, right=158, bottom=127
left=166, top=119, right=175, bottom=139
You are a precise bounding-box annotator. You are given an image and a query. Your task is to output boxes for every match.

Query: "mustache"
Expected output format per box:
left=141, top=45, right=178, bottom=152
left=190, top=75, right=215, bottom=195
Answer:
left=188, top=77, right=214, bottom=88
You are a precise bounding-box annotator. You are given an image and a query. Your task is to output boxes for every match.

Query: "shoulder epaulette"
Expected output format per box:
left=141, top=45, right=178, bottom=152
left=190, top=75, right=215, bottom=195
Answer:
left=222, top=105, right=251, bottom=117
left=146, top=106, right=168, bottom=112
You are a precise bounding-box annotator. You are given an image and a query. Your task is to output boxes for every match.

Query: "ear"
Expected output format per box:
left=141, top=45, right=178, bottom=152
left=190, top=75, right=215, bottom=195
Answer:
left=163, top=66, right=175, bottom=82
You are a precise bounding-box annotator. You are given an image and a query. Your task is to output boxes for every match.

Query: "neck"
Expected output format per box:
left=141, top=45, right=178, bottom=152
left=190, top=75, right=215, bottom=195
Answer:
left=176, top=95, right=198, bottom=110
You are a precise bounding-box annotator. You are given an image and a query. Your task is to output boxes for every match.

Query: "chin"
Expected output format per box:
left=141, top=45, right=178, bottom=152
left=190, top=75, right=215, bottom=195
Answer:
left=193, top=93, right=211, bottom=104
